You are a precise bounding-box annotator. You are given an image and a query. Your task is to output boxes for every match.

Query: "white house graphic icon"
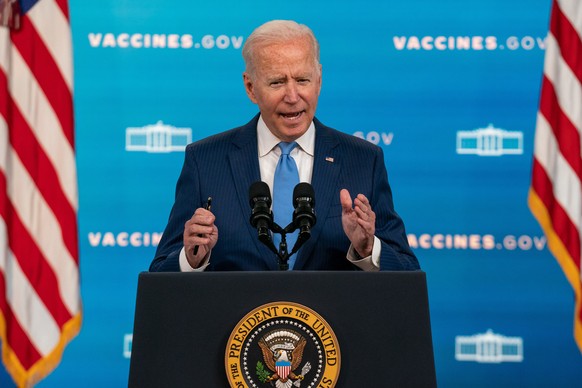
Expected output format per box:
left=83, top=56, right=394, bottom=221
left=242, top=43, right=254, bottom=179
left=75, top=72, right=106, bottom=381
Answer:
left=455, top=329, right=523, bottom=363
left=456, top=124, right=523, bottom=156
left=126, top=121, right=192, bottom=153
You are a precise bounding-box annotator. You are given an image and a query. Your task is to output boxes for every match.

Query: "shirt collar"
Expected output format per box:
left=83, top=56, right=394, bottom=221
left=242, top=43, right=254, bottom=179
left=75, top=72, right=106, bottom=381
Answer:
left=257, top=115, right=315, bottom=157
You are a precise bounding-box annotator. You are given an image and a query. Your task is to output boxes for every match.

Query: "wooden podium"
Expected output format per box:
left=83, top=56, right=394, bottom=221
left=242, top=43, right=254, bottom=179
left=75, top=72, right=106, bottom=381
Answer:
left=129, top=271, right=436, bottom=387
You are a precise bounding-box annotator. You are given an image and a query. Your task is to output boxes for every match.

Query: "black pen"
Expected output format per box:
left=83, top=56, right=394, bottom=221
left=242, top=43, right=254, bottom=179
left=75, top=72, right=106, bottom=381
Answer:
left=193, top=197, right=212, bottom=256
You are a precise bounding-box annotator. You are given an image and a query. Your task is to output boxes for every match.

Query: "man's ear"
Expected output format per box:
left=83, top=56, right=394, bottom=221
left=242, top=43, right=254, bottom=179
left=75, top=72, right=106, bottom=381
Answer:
left=243, top=72, right=258, bottom=104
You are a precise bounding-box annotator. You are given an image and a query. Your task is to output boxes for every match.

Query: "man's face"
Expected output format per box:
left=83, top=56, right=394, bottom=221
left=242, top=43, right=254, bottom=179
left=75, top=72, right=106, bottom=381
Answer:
left=243, top=38, right=322, bottom=142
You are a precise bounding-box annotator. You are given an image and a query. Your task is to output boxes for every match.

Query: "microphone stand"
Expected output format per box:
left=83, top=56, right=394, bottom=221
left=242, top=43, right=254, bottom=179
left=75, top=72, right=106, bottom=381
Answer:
left=257, top=222, right=311, bottom=271
left=274, top=222, right=311, bottom=271
left=270, top=222, right=291, bottom=271
left=276, top=233, right=290, bottom=271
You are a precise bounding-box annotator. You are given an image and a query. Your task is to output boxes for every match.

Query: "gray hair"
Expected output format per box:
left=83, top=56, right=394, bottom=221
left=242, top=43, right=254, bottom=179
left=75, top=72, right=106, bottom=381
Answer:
left=242, top=20, right=320, bottom=78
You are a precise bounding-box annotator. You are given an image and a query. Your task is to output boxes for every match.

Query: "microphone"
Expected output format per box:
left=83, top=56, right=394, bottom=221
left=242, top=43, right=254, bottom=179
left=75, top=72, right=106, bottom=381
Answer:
left=249, top=181, right=278, bottom=254
left=290, top=182, right=316, bottom=254
left=249, top=181, right=273, bottom=238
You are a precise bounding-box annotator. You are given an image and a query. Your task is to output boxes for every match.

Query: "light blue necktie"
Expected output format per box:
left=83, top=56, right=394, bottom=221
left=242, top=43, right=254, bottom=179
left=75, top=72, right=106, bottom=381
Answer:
left=273, top=142, right=299, bottom=269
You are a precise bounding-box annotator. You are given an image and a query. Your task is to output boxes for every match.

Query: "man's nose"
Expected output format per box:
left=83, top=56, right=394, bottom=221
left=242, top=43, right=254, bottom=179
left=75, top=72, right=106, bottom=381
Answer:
left=283, top=82, right=300, bottom=103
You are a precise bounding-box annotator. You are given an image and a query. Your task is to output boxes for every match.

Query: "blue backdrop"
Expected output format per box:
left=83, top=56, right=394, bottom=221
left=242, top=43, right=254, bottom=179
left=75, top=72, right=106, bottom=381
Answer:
left=2, top=0, right=581, bottom=386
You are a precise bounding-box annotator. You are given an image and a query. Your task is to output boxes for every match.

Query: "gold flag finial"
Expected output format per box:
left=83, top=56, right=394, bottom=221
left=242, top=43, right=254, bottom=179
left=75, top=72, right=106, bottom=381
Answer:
left=0, top=0, right=21, bottom=29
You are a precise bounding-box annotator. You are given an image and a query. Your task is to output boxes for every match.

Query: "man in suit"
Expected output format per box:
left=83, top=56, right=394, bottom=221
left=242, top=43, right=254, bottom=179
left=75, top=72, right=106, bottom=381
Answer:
left=150, top=20, right=419, bottom=272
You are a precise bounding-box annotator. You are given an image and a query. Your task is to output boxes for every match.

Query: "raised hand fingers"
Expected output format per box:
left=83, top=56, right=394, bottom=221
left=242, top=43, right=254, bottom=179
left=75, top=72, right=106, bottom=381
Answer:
left=339, top=189, right=353, bottom=212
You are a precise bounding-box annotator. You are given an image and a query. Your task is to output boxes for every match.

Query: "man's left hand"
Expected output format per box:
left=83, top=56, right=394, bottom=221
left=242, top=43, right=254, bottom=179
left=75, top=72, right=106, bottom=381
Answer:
left=340, top=189, right=375, bottom=257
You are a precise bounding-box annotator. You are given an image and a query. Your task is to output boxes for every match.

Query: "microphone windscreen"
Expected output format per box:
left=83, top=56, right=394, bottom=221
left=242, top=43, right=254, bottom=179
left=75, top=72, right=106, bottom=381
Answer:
left=249, top=181, right=271, bottom=207
left=293, top=182, right=315, bottom=207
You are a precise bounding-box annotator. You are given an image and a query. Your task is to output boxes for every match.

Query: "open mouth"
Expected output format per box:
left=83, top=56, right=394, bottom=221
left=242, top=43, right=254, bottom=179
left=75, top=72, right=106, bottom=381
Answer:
left=280, top=111, right=304, bottom=120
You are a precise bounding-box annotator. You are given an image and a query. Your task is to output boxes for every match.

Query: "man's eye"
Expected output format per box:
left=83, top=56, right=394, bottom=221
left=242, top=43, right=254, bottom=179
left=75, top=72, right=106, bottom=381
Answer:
left=270, top=81, right=283, bottom=86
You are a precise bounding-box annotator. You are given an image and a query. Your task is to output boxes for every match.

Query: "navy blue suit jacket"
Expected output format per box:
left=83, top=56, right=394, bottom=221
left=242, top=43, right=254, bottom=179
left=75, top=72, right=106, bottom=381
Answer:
left=150, top=115, right=418, bottom=271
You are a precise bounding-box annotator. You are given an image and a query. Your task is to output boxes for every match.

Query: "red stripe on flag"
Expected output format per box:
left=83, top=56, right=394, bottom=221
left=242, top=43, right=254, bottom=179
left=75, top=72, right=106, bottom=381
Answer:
left=551, top=0, right=582, bottom=84
left=0, top=172, right=73, bottom=327
left=54, top=0, right=70, bottom=21
left=531, top=160, right=581, bottom=269
left=539, top=76, right=582, bottom=179
left=10, top=15, right=74, bottom=147
left=0, top=71, right=8, bottom=119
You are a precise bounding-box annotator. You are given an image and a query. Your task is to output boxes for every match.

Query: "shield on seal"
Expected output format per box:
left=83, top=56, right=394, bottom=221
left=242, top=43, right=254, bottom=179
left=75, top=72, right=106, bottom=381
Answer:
left=275, top=360, right=291, bottom=379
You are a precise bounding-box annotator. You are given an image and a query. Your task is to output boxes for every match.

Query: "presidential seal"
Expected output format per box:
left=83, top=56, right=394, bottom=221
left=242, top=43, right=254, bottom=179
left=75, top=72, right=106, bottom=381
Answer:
left=225, top=302, right=340, bottom=388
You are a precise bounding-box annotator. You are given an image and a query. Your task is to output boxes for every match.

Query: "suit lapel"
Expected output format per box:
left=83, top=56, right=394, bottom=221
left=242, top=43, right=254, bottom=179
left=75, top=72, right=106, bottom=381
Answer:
left=294, top=119, right=341, bottom=269
left=228, top=116, right=277, bottom=267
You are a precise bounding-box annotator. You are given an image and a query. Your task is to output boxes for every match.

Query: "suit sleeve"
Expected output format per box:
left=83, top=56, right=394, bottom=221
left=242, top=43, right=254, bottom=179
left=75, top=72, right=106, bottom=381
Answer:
left=371, top=147, right=420, bottom=271
left=150, top=145, right=200, bottom=272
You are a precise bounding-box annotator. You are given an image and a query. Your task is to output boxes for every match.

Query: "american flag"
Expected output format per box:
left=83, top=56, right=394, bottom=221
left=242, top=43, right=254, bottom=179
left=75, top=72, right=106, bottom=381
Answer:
left=0, top=0, right=81, bottom=386
left=529, top=0, right=582, bottom=353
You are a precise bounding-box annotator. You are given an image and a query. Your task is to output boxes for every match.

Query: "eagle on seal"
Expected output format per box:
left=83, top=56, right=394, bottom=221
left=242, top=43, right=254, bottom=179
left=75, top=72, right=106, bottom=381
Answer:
left=258, top=336, right=307, bottom=385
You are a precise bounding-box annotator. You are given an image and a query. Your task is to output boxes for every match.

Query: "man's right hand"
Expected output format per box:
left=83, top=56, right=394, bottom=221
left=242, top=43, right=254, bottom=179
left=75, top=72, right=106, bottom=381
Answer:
left=183, top=207, right=218, bottom=268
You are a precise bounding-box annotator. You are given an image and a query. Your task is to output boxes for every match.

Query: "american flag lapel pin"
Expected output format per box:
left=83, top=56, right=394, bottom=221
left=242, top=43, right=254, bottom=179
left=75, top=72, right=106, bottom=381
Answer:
left=325, top=156, right=334, bottom=163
